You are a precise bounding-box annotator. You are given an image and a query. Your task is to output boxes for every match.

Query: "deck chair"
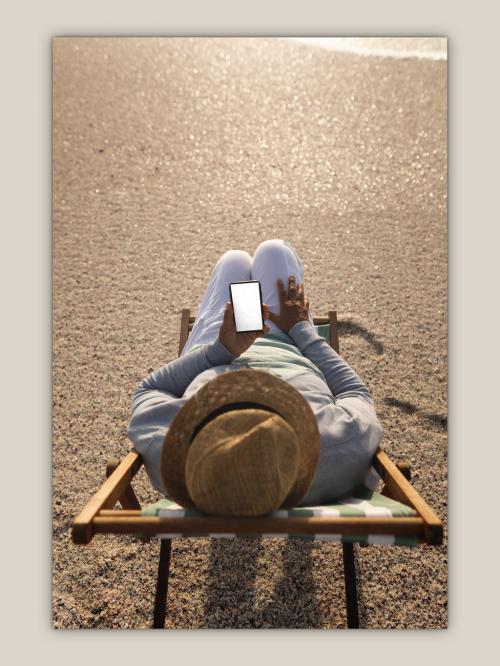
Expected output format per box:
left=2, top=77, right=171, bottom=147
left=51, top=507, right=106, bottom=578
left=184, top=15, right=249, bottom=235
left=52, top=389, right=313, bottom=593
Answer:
left=72, top=309, right=443, bottom=629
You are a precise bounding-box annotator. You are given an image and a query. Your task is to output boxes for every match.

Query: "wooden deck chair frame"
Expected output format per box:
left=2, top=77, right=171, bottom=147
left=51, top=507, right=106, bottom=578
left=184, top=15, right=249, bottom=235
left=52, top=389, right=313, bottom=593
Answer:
left=72, top=309, right=443, bottom=629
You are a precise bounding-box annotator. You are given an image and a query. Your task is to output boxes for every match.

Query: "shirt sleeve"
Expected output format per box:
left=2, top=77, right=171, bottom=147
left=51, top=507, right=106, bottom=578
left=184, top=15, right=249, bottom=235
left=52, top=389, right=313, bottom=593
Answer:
left=126, top=337, right=237, bottom=494
left=287, top=320, right=373, bottom=403
left=288, top=320, right=383, bottom=502
left=132, top=337, right=237, bottom=401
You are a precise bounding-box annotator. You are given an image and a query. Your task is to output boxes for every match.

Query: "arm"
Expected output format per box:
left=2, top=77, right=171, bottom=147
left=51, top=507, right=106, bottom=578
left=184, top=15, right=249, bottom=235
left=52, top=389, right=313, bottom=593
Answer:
left=287, top=320, right=373, bottom=403
left=267, top=275, right=372, bottom=403
left=133, top=337, right=237, bottom=400
left=126, top=338, right=237, bottom=493
left=136, top=299, right=271, bottom=401
left=288, top=320, right=383, bottom=501
left=266, top=270, right=380, bottom=427
left=128, top=336, right=237, bottom=438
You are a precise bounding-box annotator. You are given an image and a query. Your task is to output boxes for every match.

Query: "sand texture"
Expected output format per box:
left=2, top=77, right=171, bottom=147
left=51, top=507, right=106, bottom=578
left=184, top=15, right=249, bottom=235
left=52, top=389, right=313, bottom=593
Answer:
left=53, top=37, right=447, bottom=629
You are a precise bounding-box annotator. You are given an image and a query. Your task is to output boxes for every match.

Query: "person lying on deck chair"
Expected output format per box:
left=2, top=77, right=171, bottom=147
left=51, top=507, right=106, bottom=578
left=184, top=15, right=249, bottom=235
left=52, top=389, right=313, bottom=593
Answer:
left=127, top=239, right=383, bottom=516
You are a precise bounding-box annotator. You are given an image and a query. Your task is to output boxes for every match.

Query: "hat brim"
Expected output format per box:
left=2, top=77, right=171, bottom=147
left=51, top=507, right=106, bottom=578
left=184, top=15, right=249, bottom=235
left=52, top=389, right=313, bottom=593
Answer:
left=161, top=368, right=320, bottom=510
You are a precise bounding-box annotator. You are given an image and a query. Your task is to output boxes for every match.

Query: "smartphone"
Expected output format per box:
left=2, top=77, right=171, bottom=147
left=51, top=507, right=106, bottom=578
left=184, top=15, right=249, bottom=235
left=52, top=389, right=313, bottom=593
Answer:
left=229, top=280, right=264, bottom=333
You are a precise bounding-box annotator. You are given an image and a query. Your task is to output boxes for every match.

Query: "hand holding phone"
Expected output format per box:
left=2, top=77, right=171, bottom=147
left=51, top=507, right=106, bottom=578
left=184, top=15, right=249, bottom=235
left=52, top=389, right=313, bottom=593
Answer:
left=218, top=281, right=270, bottom=357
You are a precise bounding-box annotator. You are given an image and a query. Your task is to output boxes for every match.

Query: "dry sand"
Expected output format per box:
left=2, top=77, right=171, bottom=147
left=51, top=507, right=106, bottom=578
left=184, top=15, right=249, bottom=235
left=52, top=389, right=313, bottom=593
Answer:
left=52, top=37, right=447, bottom=629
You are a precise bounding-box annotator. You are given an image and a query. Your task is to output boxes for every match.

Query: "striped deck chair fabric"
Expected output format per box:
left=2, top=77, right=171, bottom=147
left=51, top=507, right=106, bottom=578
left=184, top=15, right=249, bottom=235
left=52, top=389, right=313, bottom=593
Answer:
left=142, top=487, right=419, bottom=546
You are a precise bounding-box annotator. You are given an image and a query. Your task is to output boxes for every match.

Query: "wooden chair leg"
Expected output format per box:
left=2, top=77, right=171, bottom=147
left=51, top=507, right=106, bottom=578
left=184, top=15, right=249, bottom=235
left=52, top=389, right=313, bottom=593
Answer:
left=342, top=542, right=360, bottom=628
left=153, top=539, right=172, bottom=629
left=106, top=459, right=142, bottom=510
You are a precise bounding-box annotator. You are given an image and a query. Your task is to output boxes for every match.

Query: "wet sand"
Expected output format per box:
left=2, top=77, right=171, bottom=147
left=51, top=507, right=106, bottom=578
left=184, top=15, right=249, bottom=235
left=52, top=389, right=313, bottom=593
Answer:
left=52, top=37, right=447, bottom=628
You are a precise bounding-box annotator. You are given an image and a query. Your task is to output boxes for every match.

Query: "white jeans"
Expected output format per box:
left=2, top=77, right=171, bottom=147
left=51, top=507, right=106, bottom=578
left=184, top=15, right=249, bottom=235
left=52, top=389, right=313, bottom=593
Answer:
left=180, top=239, right=315, bottom=356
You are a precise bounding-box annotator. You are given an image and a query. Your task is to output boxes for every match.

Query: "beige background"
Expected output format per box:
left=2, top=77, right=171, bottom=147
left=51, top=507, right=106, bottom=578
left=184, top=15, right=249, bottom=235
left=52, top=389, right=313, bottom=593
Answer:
left=1, top=0, right=499, bottom=661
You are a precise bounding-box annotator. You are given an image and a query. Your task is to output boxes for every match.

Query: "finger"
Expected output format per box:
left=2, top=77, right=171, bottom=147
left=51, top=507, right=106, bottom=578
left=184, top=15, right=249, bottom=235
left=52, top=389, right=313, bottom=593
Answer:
left=288, top=274, right=298, bottom=299
left=267, top=310, right=278, bottom=323
left=297, top=282, right=305, bottom=303
left=276, top=278, right=287, bottom=306
left=223, top=301, right=233, bottom=322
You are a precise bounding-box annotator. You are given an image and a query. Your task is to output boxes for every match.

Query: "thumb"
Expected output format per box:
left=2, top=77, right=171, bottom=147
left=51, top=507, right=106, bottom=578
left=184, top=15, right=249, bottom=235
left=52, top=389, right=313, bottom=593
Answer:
left=267, top=309, right=278, bottom=323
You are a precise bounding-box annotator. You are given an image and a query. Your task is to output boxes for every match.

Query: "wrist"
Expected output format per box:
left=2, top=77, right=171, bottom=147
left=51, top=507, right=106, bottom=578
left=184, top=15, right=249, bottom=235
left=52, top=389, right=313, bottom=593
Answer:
left=287, top=320, right=320, bottom=350
left=207, top=337, right=238, bottom=365
left=288, top=319, right=313, bottom=335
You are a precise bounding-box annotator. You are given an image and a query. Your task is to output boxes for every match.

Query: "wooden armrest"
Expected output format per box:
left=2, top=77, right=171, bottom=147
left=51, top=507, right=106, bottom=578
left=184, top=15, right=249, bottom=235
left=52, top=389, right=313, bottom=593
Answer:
left=72, top=450, right=144, bottom=545
left=373, top=447, right=443, bottom=544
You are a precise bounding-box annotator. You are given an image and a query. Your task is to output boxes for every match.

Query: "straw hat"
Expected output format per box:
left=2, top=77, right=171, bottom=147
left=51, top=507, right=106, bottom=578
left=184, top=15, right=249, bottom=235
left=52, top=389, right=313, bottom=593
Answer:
left=161, top=368, right=320, bottom=516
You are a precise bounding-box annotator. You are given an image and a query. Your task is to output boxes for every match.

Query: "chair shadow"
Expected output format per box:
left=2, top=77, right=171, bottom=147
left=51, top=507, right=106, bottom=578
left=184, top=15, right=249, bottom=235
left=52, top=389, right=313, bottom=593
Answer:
left=337, top=320, right=384, bottom=355
left=202, top=537, right=321, bottom=628
left=383, top=397, right=447, bottom=431
left=334, top=321, right=447, bottom=432
left=202, top=537, right=263, bottom=628
left=256, top=539, right=321, bottom=628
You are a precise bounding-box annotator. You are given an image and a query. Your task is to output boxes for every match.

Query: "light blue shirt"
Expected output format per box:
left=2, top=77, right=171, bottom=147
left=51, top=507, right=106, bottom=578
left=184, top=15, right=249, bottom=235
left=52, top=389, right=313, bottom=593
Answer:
left=127, top=320, right=383, bottom=505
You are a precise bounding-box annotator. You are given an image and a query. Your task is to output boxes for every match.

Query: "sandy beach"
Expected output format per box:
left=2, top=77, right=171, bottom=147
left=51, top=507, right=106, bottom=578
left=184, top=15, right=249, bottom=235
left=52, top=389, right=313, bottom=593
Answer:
left=52, top=37, right=447, bottom=629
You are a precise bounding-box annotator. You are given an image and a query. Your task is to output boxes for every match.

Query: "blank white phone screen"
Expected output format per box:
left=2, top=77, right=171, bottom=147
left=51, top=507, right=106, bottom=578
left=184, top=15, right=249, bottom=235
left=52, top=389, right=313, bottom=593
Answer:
left=230, top=282, right=262, bottom=332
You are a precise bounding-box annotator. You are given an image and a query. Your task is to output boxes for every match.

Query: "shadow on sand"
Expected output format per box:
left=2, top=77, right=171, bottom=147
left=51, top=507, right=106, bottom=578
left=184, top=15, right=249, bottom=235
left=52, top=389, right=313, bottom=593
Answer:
left=337, top=319, right=385, bottom=355
left=202, top=537, right=322, bottom=628
left=383, top=397, right=447, bottom=431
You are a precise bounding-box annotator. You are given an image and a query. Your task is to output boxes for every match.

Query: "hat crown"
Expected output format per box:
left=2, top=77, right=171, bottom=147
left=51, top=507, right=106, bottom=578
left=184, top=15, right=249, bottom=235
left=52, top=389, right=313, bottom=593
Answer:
left=161, top=368, right=320, bottom=512
left=185, top=409, right=299, bottom=516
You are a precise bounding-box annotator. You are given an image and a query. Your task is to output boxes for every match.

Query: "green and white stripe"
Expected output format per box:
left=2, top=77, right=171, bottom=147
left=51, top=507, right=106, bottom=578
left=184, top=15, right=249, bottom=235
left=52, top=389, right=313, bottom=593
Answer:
left=142, top=487, right=419, bottom=547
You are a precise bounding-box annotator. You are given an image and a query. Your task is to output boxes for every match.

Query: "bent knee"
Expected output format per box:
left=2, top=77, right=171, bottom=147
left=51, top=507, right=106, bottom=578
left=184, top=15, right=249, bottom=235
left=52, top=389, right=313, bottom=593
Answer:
left=254, top=239, right=287, bottom=255
left=217, top=249, right=252, bottom=264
